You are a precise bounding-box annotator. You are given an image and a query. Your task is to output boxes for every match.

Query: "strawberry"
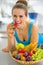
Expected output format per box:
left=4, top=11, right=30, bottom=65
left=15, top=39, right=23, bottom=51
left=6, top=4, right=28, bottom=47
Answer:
left=18, top=48, right=26, bottom=53
left=13, top=23, right=17, bottom=28
left=12, top=23, right=18, bottom=29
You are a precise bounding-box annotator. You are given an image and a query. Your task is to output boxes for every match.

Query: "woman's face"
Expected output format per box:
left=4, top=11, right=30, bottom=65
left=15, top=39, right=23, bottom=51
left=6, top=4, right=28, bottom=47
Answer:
left=12, top=8, right=27, bottom=26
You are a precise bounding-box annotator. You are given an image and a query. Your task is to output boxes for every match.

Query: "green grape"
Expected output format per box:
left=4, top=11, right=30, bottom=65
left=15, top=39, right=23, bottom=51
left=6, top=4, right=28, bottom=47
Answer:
left=32, top=55, right=36, bottom=60
left=32, top=48, right=43, bottom=61
left=35, top=58, right=40, bottom=61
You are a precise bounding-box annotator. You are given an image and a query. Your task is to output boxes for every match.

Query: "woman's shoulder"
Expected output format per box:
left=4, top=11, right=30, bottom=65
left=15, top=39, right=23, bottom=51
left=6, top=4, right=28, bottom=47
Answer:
left=26, top=20, right=34, bottom=27
left=26, top=20, right=30, bottom=26
left=26, top=21, right=38, bottom=29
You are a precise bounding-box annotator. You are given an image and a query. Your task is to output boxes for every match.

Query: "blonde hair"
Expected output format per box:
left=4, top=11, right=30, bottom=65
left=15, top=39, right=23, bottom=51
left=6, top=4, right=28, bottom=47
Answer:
left=12, top=0, right=28, bottom=16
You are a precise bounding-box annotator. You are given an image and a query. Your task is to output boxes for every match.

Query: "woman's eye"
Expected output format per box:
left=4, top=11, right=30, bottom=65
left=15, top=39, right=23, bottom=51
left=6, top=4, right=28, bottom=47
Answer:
left=19, top=15, right=23, bottom=18
left=13, top=15, right=17, bottom=18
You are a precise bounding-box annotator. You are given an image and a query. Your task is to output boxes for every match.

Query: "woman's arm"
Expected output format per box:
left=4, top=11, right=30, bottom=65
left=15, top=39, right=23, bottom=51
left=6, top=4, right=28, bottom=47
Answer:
left=8, top=34, right=16, bottom=52
left=26, top=25, right=38, bottom=51
left=30, top=25, right=38, bottom=43
left=7, top=24, right=16, bottom=52
left=24, top=23, right=38, bottom=52
left=2, top=23, right=17, bottom=52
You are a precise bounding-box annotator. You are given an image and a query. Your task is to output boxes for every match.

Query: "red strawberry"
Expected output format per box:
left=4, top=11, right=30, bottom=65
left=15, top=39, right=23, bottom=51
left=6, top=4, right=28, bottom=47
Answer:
left=18, top=48, right=25, bottom=53
left=12, top=23, right=18, bottom=29
left=14, top=23, right=17, bottom=27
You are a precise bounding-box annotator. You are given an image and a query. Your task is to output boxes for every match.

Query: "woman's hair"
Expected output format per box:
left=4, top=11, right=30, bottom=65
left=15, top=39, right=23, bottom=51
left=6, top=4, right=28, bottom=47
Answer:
left=12, top=0, right=28, bottom=16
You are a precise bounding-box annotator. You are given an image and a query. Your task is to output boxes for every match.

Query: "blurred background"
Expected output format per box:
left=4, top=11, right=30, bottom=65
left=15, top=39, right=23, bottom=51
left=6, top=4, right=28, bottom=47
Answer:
left=0, top=0, right=43, bottom=51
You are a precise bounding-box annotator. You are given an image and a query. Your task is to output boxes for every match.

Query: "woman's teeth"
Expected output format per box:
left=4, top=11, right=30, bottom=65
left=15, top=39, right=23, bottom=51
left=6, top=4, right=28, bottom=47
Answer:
left=16, top=21, right=21, bottom=24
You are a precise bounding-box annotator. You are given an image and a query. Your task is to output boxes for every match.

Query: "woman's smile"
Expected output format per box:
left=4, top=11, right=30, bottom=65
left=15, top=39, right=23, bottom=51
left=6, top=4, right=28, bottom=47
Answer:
left=15, top=21, right=22, bottom=24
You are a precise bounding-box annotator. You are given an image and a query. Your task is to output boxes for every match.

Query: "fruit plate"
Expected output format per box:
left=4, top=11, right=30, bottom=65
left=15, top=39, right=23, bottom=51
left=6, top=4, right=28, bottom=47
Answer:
left=9, top=51, right=43, bottom=65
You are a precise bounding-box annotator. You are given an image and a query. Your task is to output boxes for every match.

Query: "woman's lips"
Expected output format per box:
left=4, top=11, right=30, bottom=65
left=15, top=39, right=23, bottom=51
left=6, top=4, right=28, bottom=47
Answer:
left=16, top=21, right=21, bottom=24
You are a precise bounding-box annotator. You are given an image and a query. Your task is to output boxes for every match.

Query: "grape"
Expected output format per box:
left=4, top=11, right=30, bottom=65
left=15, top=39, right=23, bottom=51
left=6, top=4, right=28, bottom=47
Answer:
left=26, top=56, right=32, bottom=61
left=28, top=52, right=32, bottom=56
left=32, top=48, right=43, bottom=61
left=15, top=54, right=20, bottom=60
left=23, top=52, right=28, bottom=57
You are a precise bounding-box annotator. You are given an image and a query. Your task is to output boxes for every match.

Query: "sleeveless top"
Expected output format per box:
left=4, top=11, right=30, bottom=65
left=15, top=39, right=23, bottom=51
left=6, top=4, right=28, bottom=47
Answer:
left=11, top=22, right=33, bottom=46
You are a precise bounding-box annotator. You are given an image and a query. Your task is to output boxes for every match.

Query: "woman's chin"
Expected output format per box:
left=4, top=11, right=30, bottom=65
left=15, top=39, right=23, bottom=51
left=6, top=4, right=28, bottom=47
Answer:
left=16, top=24, right=21, bottom=28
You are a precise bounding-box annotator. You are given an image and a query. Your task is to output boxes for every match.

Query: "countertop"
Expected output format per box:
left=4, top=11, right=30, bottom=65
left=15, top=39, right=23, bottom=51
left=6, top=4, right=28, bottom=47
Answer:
left=0, top=51, right=21, bottom=65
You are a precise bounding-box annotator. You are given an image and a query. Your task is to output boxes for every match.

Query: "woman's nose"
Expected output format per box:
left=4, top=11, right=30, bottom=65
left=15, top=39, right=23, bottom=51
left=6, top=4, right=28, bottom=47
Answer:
left=16, top=17, right=20, bottom=21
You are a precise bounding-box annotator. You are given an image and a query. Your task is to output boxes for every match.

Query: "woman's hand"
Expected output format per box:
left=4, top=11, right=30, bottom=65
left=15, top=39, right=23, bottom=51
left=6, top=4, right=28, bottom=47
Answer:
left=7, top=24, right=14, bottom=38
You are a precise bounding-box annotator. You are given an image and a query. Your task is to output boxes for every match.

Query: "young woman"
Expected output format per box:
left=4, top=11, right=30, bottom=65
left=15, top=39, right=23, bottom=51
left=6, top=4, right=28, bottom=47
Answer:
left=2, top=0, right=43, bottom=52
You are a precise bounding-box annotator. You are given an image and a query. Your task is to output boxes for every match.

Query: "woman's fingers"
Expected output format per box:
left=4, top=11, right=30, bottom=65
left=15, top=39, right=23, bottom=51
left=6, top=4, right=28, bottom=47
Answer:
left=8, top=30, right=14, bottom=37
left=2, top=47, right=9, bottom=52
left=7, top=24, right=14, bottom=37
left=7, top=24, right=13, bottom=29
left=8, top=28, right=14, bottom=34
